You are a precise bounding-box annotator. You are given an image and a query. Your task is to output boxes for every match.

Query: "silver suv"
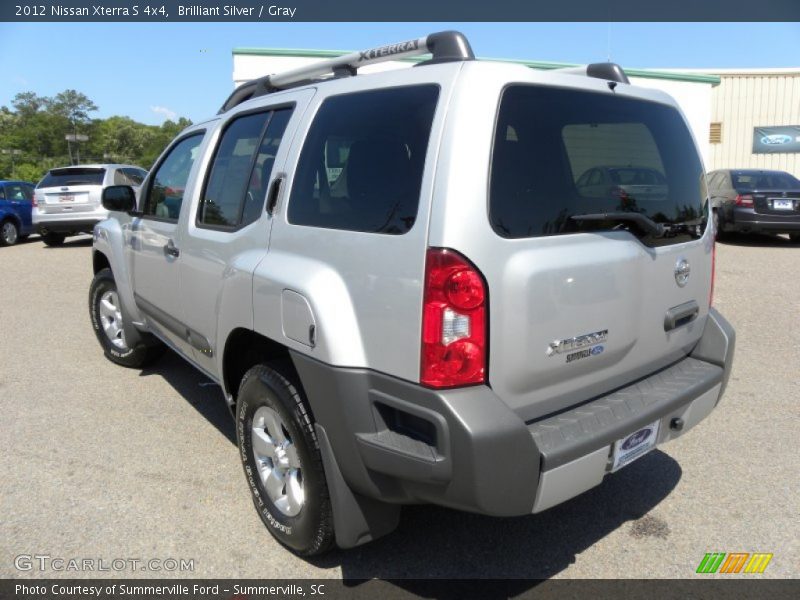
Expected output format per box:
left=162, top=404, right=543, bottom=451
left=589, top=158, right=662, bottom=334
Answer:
left=89, top=32, right=735, bottom=556
left=33, top=163, right=146, bottom=246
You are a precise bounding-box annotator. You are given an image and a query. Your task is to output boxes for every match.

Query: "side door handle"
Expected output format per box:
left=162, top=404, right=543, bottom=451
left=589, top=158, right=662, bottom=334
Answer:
left=164, top=239, right=180, bottom=258
left=266, top=174, right=285, bottom=216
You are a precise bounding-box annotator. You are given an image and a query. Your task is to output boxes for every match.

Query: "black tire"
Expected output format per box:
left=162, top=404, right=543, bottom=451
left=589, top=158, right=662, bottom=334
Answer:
left=89, top=268, right=165, bottom=368
left=0, top=219, right=19, bottom=246
left=42, top=232, right=66, bottom=246
left=790, top=233, right=800, bottom=244
left=236, top=363, right=335, bottom=556
left=712, top=209, right=724, bottom=240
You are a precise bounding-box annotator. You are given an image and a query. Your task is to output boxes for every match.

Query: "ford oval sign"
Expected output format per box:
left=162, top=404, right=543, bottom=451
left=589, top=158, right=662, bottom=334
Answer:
left=761, top=134, right=793, bottom=145
left=621, top=427, right=653, bottom=451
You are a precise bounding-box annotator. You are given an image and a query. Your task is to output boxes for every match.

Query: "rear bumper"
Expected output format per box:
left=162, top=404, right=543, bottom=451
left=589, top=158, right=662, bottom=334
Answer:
left=292, top=308, right=735, bottom=534
left=724, top=206, right=800, bottom=233
left=33, top=207, right=108, bottom=234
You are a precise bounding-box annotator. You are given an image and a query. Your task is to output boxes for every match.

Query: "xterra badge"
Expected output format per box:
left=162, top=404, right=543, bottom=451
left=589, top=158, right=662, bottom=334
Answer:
left=547, top=330, right=608, bottom=357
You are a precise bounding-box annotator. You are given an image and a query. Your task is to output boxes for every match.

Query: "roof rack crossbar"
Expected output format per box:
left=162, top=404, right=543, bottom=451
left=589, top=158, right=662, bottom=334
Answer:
left=219, top=30, right=474, bottom=113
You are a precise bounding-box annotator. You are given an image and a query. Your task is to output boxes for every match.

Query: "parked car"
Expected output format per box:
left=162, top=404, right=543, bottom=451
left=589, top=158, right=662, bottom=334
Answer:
left=33, top=164, right=147, bottom=246
left=576, top=166, right=669, bottom=207
left=0, top=180, right=36, bottom=246
left=707, top=169, right=800, bottom=242
left=89, top=31, right=735, bottom=556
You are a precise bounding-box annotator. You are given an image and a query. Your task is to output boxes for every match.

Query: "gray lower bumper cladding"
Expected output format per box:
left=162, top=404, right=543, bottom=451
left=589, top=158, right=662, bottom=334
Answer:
left=291, top=307, right=735, bottom=548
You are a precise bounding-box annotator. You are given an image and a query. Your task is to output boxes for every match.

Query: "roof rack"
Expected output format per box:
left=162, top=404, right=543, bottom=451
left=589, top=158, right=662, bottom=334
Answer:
left=219, top=30, right=474, bottom=113
left=556, top=62, right=630, bottom=85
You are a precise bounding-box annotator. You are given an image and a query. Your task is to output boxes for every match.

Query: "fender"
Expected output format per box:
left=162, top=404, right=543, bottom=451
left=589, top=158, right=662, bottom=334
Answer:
left=93, top=219, right=146, bottom=345
left=252, top=250, right=367, bottom=368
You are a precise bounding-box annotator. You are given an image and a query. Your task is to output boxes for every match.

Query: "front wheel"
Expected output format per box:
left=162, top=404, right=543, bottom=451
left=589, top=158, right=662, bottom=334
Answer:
left=89, top=268, right=164, bottom=368
left=0, top=220, right=19, bottom=246
left=236, top=363, right=335, bottom=556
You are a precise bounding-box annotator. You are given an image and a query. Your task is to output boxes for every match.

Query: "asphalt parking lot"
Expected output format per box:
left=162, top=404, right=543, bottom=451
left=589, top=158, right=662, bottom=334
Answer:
left=1, top=233, right=797, bottom=581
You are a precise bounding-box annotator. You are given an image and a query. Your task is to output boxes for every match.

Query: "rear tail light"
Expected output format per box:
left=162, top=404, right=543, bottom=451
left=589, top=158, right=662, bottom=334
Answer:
left=421, top=248, right=487, bottom=388
left=31, top=193, right=38, bottom=207
left=735, top=194, right=754, bottom=207
left=710, top=242, right=716, bottom=307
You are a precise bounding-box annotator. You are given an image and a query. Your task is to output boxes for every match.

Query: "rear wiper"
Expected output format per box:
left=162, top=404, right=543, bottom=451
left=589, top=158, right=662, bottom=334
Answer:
left=570, top=212, right=666, bottom=237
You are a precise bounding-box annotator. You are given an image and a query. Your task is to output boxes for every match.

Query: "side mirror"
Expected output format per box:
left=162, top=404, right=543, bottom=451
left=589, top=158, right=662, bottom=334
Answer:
left=102, top=185, right=136, bottom=212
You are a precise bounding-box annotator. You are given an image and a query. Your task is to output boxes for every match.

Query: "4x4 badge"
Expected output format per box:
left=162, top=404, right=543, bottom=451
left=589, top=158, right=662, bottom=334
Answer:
left=675, top=258, right=691, bottom=287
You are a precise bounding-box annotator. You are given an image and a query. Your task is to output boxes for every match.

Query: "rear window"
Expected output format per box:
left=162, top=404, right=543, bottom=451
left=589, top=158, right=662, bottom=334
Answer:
left=732, top=171, right=800, bottom=190
left=38, top=168, right=105, bottom=188
left=490, top=86, right=707, bottom=246
left=287, top=85, right=439, bottom=234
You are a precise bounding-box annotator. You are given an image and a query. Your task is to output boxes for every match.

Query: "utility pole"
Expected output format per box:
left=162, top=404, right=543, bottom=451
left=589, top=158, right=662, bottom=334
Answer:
left=65, top=134, right=88, bottom=165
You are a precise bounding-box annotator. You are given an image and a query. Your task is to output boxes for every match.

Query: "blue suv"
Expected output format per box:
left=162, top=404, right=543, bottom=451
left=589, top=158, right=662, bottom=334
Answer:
left=0, top=180, right=36, bottom=246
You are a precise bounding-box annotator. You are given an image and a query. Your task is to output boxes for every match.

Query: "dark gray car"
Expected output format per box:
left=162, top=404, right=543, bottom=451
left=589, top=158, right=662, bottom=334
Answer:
left=708, top=169, right=800, bottom=242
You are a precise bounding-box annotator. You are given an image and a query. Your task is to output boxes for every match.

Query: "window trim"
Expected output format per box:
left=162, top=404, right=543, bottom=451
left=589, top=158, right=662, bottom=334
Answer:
left=195, top=103, right=295, bottom=233
left=285, top=83, right=441, bottom=235
left=487, top=82, right=703, bottom=241
left=139, top=130, right=206, bottom=223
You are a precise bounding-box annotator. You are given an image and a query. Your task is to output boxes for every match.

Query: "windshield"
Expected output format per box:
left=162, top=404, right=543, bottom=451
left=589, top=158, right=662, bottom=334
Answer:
left=38, top=168, right=105, bottom=188
left=489, top=86, right=707, bottom=246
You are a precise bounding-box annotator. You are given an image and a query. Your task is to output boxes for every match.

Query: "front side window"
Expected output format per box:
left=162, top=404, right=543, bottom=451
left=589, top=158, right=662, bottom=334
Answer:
left=490, top=86, right=707, bottom=246
left=288, top=85, right=440, bottom=234
left=199, top=107, right=292, bottom=229
left=143, top=133, right=204, bottom=220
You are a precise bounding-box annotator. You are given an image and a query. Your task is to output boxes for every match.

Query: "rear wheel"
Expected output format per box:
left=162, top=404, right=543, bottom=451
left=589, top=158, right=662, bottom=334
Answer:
left=236, top=363, right=334, bottom=556
left=0, top=220, right=19, bottom=246
left=89, top=268, right=164, bottom=368
left=42, top=232, right=66, bottom=247
left=712, top=209, right=724, bottom=239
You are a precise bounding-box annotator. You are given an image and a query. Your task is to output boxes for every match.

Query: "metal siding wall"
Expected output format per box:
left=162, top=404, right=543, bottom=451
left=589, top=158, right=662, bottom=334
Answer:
left=710, top=73, right=800, bottom=177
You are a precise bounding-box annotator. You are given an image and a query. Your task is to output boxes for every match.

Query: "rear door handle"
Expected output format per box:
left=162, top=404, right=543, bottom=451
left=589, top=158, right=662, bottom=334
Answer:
left=664, top=300, right=699, bottom=331
left=266, top=174, right=285, bottom=216
left=164, top=239, right=180, bottom=258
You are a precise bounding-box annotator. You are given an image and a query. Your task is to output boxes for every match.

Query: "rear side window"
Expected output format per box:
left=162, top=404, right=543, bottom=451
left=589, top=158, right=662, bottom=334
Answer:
left=199, top=107, right=292, bottom=229
left=288, top=85, right=439, bottom=234
left=490, top=86, right=707, bottom=246
left=38, top=168, right=105, bottom=188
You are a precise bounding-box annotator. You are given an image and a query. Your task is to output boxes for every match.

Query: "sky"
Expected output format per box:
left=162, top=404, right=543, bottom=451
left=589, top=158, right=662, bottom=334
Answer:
left=1, top=22, right=799, bottom=125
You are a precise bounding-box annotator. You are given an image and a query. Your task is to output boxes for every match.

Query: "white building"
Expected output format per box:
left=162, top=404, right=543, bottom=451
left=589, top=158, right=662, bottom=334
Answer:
left=232, top=47, right=719, bottom=166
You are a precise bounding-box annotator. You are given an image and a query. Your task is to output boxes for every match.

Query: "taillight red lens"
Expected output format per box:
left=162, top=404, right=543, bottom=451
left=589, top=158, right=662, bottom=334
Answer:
left=421, top=248, right=487, bottom=388
left=710, top=241, right=716, bottom=307
left=735, top=194, right=754, bottom=207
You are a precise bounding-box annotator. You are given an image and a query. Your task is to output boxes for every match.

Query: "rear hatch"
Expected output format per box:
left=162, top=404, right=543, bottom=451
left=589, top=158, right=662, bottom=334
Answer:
left=35, top=167, right=106, bottom=214
left=485, top=85, right=713, bottom=421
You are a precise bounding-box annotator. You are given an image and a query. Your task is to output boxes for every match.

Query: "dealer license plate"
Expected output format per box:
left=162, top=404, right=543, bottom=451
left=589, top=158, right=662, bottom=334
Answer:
left=772, top=199, right=793, bottom=210
left=611, top=420, right=660, bottom=472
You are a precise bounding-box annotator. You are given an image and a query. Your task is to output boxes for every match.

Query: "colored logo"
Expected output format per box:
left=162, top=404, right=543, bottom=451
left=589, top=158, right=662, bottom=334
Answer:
left=760, top=134, right=792, bottom=145
left=590, top=345, right=604, bottom=356
left=696, top=552, right=773, bottom=574
left=621, top=427, right=653, bottom=451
